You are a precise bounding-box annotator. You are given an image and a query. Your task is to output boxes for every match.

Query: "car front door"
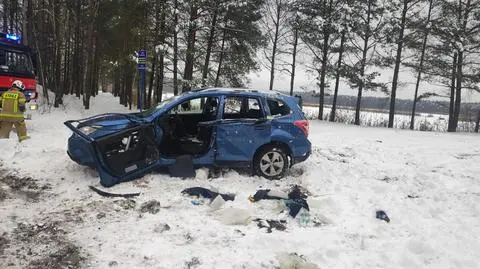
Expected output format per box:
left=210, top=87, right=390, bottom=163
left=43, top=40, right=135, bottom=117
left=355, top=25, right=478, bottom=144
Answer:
left=215, top=96, right=271, bottom=164
left=65, top=119, right=161, bottom=187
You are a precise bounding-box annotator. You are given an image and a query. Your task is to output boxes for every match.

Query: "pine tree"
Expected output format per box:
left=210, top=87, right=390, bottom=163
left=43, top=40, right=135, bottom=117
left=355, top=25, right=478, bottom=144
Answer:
left=344, top=0, right=387, bottom=125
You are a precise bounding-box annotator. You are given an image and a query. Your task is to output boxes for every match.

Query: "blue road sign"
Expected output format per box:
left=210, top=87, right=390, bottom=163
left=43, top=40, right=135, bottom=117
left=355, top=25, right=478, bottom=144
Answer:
left=138, top=50, right=147, bottom=59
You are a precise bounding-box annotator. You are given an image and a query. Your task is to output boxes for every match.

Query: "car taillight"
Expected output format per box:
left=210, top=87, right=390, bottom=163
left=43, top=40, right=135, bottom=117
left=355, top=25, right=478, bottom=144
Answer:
left=294, top=120, right=309, bottom=137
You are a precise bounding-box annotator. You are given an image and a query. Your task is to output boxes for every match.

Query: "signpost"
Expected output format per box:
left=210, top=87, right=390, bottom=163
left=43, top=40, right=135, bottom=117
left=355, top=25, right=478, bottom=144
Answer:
left=137, top=50, right=147, bottom=112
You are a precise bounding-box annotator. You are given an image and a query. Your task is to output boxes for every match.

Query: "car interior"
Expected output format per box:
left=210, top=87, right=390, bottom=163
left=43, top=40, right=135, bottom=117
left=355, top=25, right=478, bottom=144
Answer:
left=157, top=96, right=219, bottom=157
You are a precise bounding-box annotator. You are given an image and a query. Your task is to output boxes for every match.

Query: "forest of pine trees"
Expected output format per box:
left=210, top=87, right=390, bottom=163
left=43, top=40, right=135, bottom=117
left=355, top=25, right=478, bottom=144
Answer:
left=1, top=0, right=479, bottom=132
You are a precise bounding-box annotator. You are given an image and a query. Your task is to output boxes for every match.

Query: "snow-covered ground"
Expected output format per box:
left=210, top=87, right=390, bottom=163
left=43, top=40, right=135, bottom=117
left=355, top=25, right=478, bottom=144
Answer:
left=1, top=92, right=480, bottom=269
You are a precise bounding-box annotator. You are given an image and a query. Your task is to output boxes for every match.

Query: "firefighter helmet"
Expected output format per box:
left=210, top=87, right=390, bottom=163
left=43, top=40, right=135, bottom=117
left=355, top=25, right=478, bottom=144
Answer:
left=11, top=80, right=25, bottom=91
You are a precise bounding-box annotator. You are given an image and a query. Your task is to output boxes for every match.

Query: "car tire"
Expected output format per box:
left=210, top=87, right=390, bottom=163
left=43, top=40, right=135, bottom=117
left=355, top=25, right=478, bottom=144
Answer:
left=254, top=145, right=289, bottom=180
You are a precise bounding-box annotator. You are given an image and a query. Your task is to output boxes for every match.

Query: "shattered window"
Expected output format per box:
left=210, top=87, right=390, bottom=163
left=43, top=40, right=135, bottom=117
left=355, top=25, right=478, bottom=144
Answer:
left=224, top=97, right=242, bottom=114
left=267, top=98, right=291, bottom=117
left=170, top=97, right=203, bottom=114
left=223, top=96, right=263, bottom=119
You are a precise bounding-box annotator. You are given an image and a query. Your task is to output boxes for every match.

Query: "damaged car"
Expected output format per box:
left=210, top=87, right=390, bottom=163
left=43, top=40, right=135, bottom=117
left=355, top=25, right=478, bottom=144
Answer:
left=64, top=88, right=311, bottom=187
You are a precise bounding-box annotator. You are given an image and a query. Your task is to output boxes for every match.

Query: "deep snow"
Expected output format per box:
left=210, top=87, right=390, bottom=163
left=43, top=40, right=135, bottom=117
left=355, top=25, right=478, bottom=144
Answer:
left=1, top=92, right=480, bottom=269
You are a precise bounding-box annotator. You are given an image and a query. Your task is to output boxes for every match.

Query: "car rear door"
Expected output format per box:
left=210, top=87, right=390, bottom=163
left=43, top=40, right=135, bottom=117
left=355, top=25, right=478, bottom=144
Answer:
left=215, top=95, right=271, bottom=164
left=65, top=119, right=161, bottom=186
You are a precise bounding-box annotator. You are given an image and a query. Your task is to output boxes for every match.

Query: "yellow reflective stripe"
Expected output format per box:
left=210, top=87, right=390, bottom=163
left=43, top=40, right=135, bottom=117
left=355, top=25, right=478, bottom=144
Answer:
left=13, top=100, right=18, bottom=113
left=19, top=136, right=30, bottom=141
left=0, top=113, right=24, bottom=118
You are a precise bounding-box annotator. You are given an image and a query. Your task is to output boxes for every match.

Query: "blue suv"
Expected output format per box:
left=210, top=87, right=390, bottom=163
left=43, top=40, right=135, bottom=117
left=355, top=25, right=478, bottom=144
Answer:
left=65, top=88, right=311, bottom=187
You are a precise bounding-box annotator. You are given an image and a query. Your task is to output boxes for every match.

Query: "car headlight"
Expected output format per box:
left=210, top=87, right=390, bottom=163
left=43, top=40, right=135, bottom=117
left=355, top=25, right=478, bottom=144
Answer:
left=29, top=104, right=38, bottom=110
left=79, top=125, right=101, bottom=135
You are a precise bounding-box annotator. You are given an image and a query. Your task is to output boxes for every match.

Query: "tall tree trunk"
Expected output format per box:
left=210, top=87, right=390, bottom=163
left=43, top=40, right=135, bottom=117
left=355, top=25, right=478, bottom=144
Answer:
left=215, top=24, right=227, bottom=87
left=92, top=38, right=100, bottom=97
left=21, top=0, right=28, bottom=45
left=289, top=25, right=299, bottom=96
left=73, top=0, right=82, bottom=98
left=182, top=5, right=198, bottom=93
left=269, top=2, right=282, bottom=91
left=63, top=12, right=71, bottom=95
left=475, top=109, right=480, bottom=133
left=202, top=8, right=218, bottom=87
left=173, top=0, right=179, bottom=96
left=156, top=5, right=166, bottom=103
left=155, top=57, right=164, bottom=103
left=318, top=0, right=333, bottom=120
left=53, top=1, right=62, bottom=107
left=448, top=53, right=457, bottom=132
left=453, top=50, right=463, bottom=131
left=410, top=0, right=432, bottom=130
left=388, top=0, right=408, bottom=128
left=355, top=0, right=372, bottom=125
left=148, top=54, right=156, bottom=107
left=452, top=0, right=472, bottom=131
left=330, top=29, right=345, bottom=122
left=2, top=0, right=7, bottom=33
left=83, top=1, right=98, bottom=110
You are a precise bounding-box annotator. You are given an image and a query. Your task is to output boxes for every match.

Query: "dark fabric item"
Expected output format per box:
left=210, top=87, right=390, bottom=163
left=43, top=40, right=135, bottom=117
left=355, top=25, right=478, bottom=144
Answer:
left=168, top=155, right=196, bottom=178
left=288, top=185, right=308, bottom=199
left=250, top=187, right=309, bottom=218
left=376, top=210, right=390, bottom=223
left=182, top=187, right=216, bottom=199
left=284, top=199, right=309, bottom=218
left=89, top=185, right=140, bottom=198
left=253, top=218, right=287, bottom=233
left=251, top=189, right=277, bottom=201
left=181, top=187, right=235, bottom=201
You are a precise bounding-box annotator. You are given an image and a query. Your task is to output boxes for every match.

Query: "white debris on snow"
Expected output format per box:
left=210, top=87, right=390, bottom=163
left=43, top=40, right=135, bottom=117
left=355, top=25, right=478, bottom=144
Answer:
left=1, top=91, right=480, bottom=269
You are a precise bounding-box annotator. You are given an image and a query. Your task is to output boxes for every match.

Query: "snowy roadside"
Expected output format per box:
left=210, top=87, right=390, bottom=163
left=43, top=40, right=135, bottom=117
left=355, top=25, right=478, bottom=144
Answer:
left=1, top=92, right=480, bottom=269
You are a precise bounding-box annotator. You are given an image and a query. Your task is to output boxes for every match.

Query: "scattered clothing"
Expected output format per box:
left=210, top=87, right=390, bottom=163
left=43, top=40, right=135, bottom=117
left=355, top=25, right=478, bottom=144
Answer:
left=376, top=210, right=390, bottom=223
left=89, top=185, right=140, bottom=198
left=181, top=187, right=235, bottom=201
left=248, top=185, right=309, bottom=218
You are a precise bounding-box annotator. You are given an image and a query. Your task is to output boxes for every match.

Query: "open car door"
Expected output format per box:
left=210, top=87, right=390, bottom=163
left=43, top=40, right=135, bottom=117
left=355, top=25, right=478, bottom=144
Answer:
left=65, top=120, right=160, bottom=187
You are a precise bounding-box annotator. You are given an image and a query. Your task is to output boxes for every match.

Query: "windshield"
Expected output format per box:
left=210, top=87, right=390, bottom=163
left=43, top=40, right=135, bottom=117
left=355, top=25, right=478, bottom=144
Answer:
left=135, top=95, right=180, bottom=117
left=0, top=49, right=34, bottom=75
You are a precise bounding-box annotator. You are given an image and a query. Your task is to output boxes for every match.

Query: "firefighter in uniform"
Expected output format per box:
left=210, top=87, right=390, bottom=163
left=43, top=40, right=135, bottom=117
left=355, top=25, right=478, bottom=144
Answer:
left=0, top=80, right=30, bottom=142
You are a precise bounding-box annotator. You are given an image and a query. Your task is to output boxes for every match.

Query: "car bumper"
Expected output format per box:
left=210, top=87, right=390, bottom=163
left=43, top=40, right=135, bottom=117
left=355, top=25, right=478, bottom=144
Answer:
left=293, top=150, right=311, bottom=164
left=291, top=138, right=311, bottom=165
left=67, top=134, right=96, bottom=167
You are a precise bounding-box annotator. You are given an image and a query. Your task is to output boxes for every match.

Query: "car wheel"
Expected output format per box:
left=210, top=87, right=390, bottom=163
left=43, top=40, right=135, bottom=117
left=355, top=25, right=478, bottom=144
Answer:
left=254, top=146, right=289, bottom=180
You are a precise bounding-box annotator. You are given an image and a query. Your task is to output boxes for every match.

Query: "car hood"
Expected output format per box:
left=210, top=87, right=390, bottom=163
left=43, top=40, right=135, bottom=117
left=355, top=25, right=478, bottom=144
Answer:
left=77, top=113, right=145, bottom=139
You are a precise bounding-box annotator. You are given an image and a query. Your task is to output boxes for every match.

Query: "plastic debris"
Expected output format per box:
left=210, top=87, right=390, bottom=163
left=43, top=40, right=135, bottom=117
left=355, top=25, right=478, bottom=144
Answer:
left=217, top=208, right=252, bottom=225
left=376, top=210, right=390, bottom=223
left=276, top=252, right=320, bottom=269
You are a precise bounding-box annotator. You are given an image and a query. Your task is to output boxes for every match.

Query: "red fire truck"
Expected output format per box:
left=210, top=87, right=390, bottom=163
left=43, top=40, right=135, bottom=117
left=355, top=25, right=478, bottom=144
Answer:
left=0, top=32, right=38, bottom=118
